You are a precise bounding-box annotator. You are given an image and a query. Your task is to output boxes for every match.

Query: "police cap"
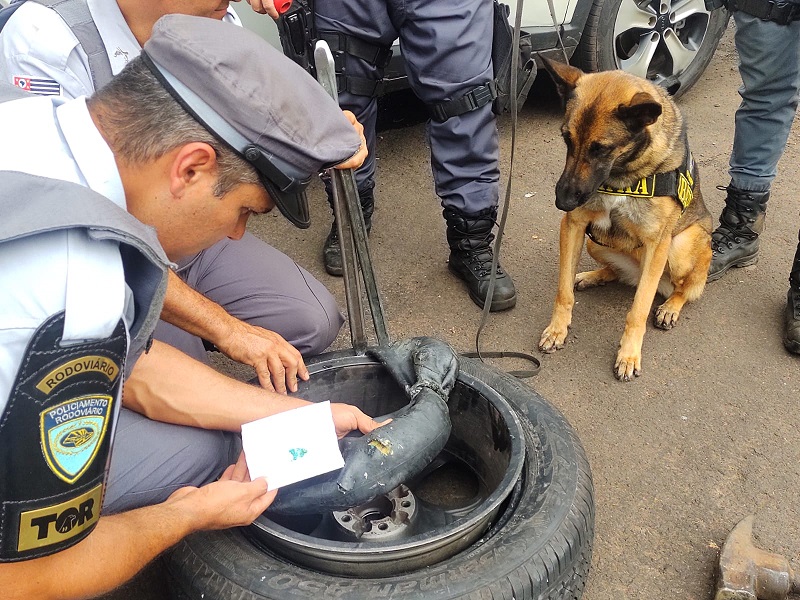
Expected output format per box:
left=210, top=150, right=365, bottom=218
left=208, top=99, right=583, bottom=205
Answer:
left=141, top=14, right=361, bottom=228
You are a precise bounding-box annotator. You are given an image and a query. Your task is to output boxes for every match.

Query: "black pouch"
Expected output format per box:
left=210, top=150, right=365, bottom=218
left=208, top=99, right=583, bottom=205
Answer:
left=277, top=0, right=316, bottom=76
left=492, top=0, right=537, bottom=115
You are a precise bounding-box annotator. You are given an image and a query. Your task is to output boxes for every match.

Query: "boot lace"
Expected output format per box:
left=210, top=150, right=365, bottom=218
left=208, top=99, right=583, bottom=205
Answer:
left=324, top=224, right=340, bottom=250
left=789, top=285, right=800, bottom=319
left=465, top=249, right=506, bottom=278
left=711, top=186, right=760, bottom=254
left=463, top=230, right=506, bottom=278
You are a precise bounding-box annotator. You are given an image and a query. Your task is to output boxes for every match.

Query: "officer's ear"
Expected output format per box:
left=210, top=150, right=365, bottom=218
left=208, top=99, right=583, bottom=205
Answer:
left=168, top=142, right=218, bottom=197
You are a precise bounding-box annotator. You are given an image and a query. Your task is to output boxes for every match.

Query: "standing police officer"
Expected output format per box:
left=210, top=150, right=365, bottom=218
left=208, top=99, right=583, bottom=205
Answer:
left=0, top=16, right=378, bottom=598
left=704, top=0, right=800, bottom=354
left=0, top=0, right=362, bottom=394
left=252, top=0, right=517, bottom=311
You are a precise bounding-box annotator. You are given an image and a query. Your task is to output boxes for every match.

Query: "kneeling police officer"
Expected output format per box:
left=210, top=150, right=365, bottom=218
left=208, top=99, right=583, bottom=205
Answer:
left=0, top=15, right=378, bottom=599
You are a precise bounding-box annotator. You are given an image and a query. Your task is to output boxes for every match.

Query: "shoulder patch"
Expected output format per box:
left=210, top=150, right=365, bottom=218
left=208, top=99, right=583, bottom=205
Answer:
left=40, top=394, right=113, bottom=484
left=13, top=76, right=61, bottom=96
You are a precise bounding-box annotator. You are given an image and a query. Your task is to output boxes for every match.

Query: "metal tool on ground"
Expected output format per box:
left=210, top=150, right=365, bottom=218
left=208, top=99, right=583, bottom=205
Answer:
left=266, top=42, right=459, bottom=515
left=315, top=40, right=388, bottom=353
left=716, top=515, right=800, bottom=600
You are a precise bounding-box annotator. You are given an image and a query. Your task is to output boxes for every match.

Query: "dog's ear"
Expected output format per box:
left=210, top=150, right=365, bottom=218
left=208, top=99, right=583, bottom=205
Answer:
left=615, top=91, right=662, bottom=132
left=540, top=55, right=583, bottom=102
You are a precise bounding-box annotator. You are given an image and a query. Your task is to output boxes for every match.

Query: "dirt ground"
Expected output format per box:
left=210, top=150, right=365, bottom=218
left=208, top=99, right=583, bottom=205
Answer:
left=104, top=25, right=800, bottom=600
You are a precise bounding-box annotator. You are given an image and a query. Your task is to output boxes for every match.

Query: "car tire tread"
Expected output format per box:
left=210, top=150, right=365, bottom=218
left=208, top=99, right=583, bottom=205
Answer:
left=164, top=356, right=595, bottom=600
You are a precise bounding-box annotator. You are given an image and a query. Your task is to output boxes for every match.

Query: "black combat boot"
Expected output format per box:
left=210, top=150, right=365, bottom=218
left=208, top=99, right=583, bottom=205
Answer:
left=783, top=230, right=800, bottom=355
left=323, top=189, right=375, bottom=276
left=444, top=207, right=516, bottom=311
left=708, top=186, right=769, bottom=282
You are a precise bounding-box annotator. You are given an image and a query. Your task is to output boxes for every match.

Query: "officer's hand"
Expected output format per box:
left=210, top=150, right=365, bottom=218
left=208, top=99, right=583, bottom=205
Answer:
left=335, top=110, right=368, bottom=171
left=216, top=320, right=309, bottom=394
left=246, top=0, right=280, bottom=19
left=168, top=453, right=276, bottom=530
left=329, top=403, right=388, bottom=439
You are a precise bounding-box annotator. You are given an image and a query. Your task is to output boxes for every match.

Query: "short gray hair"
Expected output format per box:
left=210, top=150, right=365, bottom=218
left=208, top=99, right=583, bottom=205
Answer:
left=88, top=56, right=260, bottom=197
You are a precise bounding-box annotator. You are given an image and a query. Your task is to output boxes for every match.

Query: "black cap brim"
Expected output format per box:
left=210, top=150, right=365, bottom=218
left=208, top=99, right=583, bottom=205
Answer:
left=260, top=176, right=311, bottom=229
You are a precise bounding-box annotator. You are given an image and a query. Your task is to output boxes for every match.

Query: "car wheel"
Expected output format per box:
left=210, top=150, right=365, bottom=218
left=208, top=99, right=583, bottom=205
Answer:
left=576, top=0, right=730, bottom=97
left=163, top=352, right=595, bottom=600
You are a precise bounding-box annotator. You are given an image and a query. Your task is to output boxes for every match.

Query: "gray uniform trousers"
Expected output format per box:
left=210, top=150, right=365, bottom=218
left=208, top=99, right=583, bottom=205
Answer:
left=155, top=232, right=345, bottom=360
left=729, top=11, right=800, bottom=193
left=104, top=233, right=344, bottom=514
left=316, top=0, right=500, bottom=214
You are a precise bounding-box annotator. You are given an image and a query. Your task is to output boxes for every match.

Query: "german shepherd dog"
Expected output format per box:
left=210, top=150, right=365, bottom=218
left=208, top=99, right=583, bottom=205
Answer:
left=538, top=57, right=712, bottom=381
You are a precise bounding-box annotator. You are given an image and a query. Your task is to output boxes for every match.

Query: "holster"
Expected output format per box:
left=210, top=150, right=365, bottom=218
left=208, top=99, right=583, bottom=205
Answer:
left=491, top=0, right=537, bottom=115
left=277, top=0, right=316, bottom=76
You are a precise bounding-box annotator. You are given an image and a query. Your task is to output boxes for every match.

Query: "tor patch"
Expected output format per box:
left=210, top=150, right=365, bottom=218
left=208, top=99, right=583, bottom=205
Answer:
left=40, top=394, right=113, bottom=484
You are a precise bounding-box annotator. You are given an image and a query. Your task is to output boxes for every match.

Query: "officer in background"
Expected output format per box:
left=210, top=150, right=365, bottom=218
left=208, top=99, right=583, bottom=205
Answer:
left=0, top=17, right=379, bottom=598
left=703, top=0, right=800, bottom=354
left=0, top=0, right=361, bottom=395
left=251, top=0, right=518, bottom=312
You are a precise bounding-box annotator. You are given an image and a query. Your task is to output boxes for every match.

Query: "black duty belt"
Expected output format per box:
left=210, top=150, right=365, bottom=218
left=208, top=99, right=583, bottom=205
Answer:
left=727, top=0, right=800, bottom=23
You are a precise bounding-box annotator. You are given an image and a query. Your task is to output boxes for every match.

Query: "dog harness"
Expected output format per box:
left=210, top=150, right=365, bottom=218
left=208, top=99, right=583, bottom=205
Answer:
left=587, top=138, right=698, bottom=248
left=596, top=149, right=697, bottom=213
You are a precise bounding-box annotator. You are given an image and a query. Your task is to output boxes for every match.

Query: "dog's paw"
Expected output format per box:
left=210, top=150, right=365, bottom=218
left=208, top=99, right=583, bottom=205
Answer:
left=538, top=325, right=569, bottom=353
left=574, top=272, right=601, bottom=291
left=575, top=267, right=617, bottom=291
left=654, top=302, right=680, bottom=330
left=614, top=353, right=641, bottom=382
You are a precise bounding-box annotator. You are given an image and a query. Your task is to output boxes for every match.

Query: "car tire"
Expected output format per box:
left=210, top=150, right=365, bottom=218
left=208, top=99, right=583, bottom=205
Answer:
left=163, top=356, right=595, bottom=600
left=575, top=0, right=730, bottom=98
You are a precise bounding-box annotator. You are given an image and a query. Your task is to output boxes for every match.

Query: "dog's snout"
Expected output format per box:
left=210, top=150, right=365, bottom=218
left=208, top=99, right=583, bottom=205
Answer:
left=555, top=178, right=588, bottom=212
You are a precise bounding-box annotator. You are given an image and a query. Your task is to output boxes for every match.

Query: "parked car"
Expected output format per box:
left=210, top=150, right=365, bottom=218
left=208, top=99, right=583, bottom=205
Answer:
left=237, top=0, right=730, bottom=100
left=0, top=0, right=728, bottom=99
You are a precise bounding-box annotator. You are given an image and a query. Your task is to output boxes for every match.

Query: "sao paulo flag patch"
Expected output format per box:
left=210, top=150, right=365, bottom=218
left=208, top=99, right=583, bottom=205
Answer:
left=13, top=76, right=61, bottom=96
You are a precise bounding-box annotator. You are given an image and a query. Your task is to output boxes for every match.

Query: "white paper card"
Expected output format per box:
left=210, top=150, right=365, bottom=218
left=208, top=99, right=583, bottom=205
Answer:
left=241, top=401, right=344, bottom=491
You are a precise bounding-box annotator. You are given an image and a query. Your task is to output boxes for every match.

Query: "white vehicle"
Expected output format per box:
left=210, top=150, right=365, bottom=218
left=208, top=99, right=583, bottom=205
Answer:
left=0, top=0, right=728, bottom=98
left=237, top=0, right=730, bottom=99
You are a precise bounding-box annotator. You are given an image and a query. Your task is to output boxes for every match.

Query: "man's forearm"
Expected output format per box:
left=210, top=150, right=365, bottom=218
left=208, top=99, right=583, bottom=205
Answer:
left=2, top=500, right=194, bottom=600
left=123, top=340, right=308, bottom=430
left=161, top=269, right=234, bottom=346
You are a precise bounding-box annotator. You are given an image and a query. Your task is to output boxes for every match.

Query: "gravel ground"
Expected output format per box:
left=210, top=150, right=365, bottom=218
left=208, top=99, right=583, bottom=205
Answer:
left=103, top=25, right=800, bottom=600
